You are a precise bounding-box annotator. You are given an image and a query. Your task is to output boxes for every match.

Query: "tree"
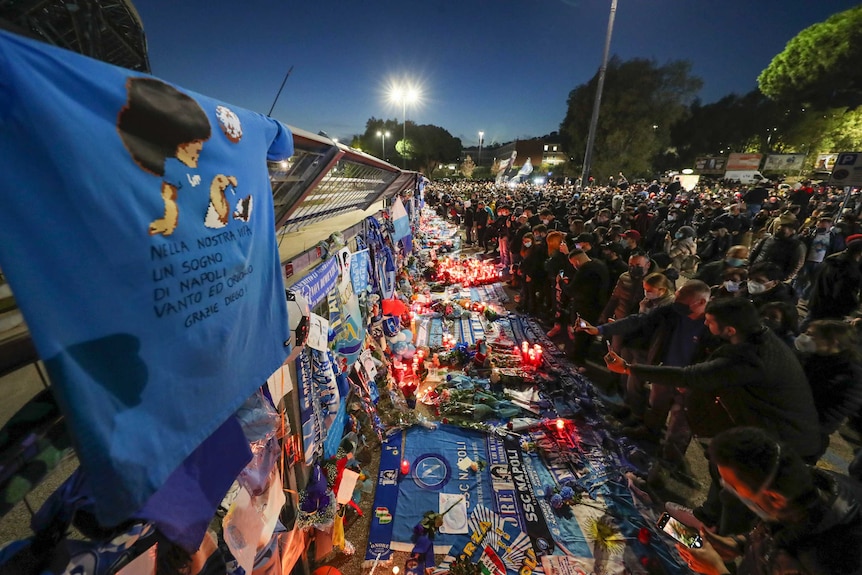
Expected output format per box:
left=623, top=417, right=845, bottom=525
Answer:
left=460, top=155, right=476, bottom=178
left=401, top=123, right=462, bottom=175
left=352, top=117, right=401, bottom=161
left=559, top=57, right=702, bottom=181
left=351, top=118, right=461, bottom=173
left=758, top=6, right=862, bottom=110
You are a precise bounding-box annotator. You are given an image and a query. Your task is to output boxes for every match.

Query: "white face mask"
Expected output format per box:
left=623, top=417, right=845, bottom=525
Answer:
left=794, top=333, right=816, bottom=353
left=723, top=280, right=740, bottom=293
left=747, top=280, right=767, bottom=294
left=523, top=241, right=532, bottom=248
left=644, top=290, right=663, bottom=300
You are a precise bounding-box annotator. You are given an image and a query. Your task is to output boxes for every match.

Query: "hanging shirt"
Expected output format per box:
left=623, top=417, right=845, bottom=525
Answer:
left=0, top=30, right=294, bottom=526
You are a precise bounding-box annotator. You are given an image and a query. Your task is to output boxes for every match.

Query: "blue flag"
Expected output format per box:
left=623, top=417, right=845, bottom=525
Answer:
left=0, top=30, right=293, bottom=525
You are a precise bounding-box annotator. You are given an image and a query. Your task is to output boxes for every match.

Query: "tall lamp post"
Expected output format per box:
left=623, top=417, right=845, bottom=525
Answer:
left=376, top=130, right=390, bottom=160
left=580, top=0, right=619, bottom=189
left=478, top=131, right=484, bottom=167
left=390, top=85, right=419, bottom=168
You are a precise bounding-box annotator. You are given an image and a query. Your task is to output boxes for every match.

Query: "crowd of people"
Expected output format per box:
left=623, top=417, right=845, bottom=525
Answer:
left=425, top=177, right=862, bottom=575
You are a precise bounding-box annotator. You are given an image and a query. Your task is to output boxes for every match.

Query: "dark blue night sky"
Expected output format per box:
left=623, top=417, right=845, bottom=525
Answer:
left=135, top=0, right=859, bottom=147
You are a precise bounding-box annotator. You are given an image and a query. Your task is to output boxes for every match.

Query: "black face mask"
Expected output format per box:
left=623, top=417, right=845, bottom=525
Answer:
left=671, top=302, right=691, bottom=316
left=628, top=266, right=645, bottom=279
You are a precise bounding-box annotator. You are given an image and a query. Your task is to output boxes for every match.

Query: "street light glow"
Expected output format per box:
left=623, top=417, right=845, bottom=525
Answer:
left=387, top=80, right=423, bottom=168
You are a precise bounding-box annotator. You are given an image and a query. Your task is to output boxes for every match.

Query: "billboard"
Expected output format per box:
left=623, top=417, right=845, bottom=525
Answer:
left=726, top=153, right=763, bottom=171
left=694, top=156, right=727, bottom=175
left=762, top=153, right=805, bottom=173
left=828, top=152, right=862, bottom=187
left=815, top=153, right=839, bottom=172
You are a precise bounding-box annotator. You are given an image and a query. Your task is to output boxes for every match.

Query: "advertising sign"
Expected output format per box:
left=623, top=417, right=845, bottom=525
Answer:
left=763, top=153, right=805, bottom=173
left=693, top=156, right=727, bottom=175
left=815, top=153, right=839, bottom=172
left=828, top=152, right=862, bottom=187
left=726, top=153, right=763, bottom=171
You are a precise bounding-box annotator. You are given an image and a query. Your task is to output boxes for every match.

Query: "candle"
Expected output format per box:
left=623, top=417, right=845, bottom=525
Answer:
left=556, top=418, right=565, bottom=430
left=400, top=459, right=411, bottom=475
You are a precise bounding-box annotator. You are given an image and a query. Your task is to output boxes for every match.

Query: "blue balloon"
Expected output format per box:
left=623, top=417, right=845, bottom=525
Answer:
left=402, top=344, right=416, bottom=361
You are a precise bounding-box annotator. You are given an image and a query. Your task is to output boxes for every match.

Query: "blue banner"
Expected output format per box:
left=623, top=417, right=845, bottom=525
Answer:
left=0, top=30, right=292, bottom=525
left=365, top=431, right=403, bottom=563
left=292, top=256, right=340, bottom=309
left=350, top=249, right=371, bottom=295
left=391, top=426, right=496, bottom=548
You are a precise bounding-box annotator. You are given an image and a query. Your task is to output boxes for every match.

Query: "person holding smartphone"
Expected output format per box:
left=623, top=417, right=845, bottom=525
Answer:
left=676, top=427, right=862, bottom=575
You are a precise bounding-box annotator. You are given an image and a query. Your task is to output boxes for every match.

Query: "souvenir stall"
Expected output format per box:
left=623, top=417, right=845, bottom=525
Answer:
left=349, top=205, right=694, bottom=575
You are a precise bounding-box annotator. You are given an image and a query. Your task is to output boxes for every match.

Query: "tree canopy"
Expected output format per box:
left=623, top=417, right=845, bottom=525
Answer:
left=352, top=118, right=461, bottom=175
left=758, top=5, right=862, bottom=109
left=559, top=56, right=702, bottom=181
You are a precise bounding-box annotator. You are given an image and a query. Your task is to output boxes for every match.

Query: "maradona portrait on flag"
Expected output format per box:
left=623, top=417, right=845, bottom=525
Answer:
left=0, top=30, right=294, bottom=525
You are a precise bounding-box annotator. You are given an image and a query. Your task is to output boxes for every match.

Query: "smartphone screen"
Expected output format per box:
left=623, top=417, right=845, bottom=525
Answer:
left=656, top=513, right=703, bottom=548
left=579, top=320, right=586, bottom=327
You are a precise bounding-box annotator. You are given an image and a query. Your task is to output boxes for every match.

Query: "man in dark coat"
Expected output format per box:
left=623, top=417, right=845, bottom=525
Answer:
left=806, top=234, right=862, bottom=325
left=748, top=213, right=806, bottom=283
left=565, top=248, right=609, bottom=363
left=604, top=297, right=821, bottom=535
left=463, top=200, right=476, bottom=245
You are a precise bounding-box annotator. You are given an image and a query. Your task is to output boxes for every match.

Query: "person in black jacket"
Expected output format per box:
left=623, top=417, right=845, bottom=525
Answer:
left=805, top=234, right=862, bottom=326
left=463, top=200, right=476, bottom=245
left=583, top=281, right=718, bottom=462
left=604, top=297, right=821, bottom=535
left=795, top=319, right=862, bottom=458
left=679, top=426, right=862, bottom=575
left=474, top=200, right=490, bottom=251
left=564, top=248, right=609, bottom=363
left=748, top=213, right=806, bottom=283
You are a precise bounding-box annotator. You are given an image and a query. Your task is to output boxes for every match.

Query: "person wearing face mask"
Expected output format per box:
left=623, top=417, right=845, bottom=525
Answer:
left=795, top=216, right=840, bottom=300
left=698, top=221, right=733, bottom=265
left=759, top=301, right=799, bottom=348
left=619, top=229, right=641, bottom=261
left=585, top=208, right=612, bottom=232
left=749, top=213, right=806, bottom=283
left=695, top=245, right=750, bottom=289
left=678, top=426, right=862, bottom=575
left=666, top=225, right=699, bottom=275
left=745, top=262, right=797, bottom=310
left=539, top=208, right=563, bottom=231
left=520, top=225, right=548, bottom=315
left=515, top=232, right=535, bottom=312
left=573, top=231, right=601, bottom=261
left=600, top=252, right=655, bottom=351
left=712, top=267, right=749, bottom=300
left=805, top=234, right=862, bottom=327
left=600, top=242, right=629, bottom=288
left=603, top=297, right=821, bottom=535
left=580, top=281, right=719, bottom=473
left=795, top=320, right=862, bottom=459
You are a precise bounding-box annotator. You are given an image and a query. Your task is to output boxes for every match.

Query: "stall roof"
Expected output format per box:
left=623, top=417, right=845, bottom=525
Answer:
left=272, top=125, right=418, bottom=234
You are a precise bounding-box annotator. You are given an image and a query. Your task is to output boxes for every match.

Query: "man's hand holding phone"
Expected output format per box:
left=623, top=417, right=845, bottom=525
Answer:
left=573, top=317, right=598, bottom=335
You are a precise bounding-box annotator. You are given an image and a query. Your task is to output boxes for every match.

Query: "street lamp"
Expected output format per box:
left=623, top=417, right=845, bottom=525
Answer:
left=390, top=84, right=419, bottom=168
left=478, top=131, right=484, bottom=167
left=376, top=130, right=390, bottom=159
